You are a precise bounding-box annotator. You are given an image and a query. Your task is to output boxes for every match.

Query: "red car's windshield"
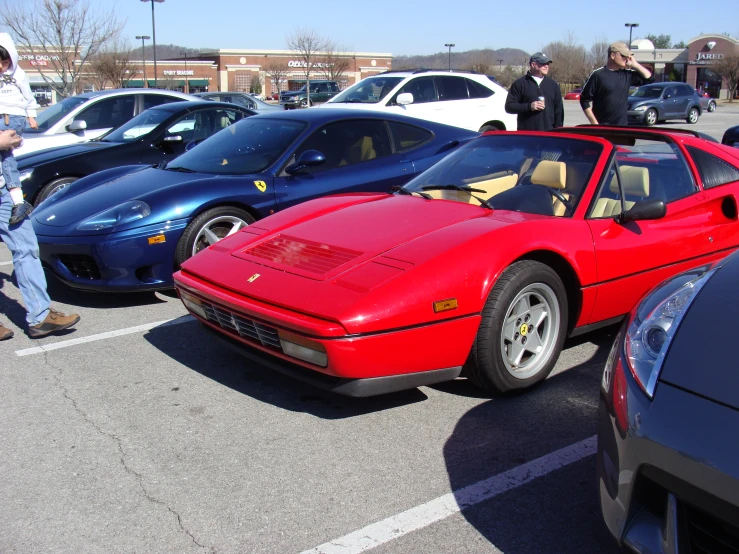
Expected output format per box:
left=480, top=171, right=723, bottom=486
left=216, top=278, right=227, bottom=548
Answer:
left=402, top=135, right=603, bottom=217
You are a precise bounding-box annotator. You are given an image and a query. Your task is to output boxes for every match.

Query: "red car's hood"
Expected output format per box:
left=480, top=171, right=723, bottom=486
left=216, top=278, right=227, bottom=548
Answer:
left=181, top=194, right=523, bottom=332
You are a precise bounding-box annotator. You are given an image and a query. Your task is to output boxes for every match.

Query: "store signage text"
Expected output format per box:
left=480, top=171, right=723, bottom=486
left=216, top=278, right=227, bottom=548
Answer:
left=287, top=60, right=334, bottom=68
left=163, top=70, right=194, bottom=76
left=696, top=53, right=723, bottom=60
left=20, top=54, right=60, bottom=63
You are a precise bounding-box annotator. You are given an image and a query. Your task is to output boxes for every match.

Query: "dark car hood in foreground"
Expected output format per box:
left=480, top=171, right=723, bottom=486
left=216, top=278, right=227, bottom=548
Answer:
left=33, top=166, right=208, bottom=228
left=18, top=140, right=116, bottom=167
left=660, top=253, right=739, bottom=410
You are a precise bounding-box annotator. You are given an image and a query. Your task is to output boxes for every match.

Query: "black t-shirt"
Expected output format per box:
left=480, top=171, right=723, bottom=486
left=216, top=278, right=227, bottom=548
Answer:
left=580, top=67, right=644, bottom=125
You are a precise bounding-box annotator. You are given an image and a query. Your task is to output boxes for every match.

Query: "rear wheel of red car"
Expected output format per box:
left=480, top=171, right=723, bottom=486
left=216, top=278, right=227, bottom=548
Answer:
left=644, top=109, right=658, bottom=126
left=686, top=107, right=699, bottom=124
left=175, top=206, right=255, bottom=267
left=467, top=260, right=568, bottom=394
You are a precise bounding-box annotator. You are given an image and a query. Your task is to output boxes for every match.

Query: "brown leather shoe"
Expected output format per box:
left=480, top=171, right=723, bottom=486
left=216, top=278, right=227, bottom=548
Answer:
left=0, top=324, right=13, bottom=340
left=28, top=309, right=80, bottom=338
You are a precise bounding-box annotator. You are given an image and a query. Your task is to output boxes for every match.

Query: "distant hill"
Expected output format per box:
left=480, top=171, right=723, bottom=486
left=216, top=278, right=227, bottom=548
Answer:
left=132, top=44, right=216, bottom=60
left=393, top=48, right=530, bottom=72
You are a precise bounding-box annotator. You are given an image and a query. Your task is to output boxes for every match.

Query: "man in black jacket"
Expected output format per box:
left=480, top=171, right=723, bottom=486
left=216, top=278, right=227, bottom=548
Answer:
left=505, top=52, right=564, bottom=131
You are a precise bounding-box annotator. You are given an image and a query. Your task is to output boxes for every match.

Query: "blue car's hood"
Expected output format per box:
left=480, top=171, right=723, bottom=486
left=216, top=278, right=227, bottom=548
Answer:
left=34, top=167, right=212, bottom=228
left=18, top=141, right=116, bottom=167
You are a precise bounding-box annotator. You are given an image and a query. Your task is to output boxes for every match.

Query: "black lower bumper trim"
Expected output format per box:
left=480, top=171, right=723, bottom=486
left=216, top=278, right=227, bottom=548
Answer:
left=202, top=324, right=462, bottom=397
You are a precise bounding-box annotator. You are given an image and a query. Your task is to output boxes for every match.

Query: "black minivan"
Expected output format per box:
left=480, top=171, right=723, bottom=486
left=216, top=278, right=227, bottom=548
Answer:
left=627, top=82, right=703, bottom=126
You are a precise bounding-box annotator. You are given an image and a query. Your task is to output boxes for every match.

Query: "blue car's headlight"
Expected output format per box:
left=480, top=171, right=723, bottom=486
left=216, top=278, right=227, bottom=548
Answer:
left=76, top=200, right=151, bottom=231
left=633, top=105, right=648, bottom=112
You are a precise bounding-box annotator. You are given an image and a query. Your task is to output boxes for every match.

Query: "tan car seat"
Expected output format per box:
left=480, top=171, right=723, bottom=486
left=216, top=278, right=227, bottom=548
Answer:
left=338, top=136, right=376, bottom=167
left=590, top=165, right=650, bottom=218
left=530, top=160, right=568, bottom=215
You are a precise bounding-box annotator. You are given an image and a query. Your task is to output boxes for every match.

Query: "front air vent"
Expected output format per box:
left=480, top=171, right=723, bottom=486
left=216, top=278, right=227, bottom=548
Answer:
left=243, top=235, right=362, bottom=275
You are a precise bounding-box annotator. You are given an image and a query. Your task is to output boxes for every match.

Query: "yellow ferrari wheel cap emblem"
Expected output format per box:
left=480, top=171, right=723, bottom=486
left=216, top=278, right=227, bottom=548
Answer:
left=254, top=180, right=267, bottom=192
left=520, top=324, right=528, bottom=336
left=247, top=273, right=261, bottom=283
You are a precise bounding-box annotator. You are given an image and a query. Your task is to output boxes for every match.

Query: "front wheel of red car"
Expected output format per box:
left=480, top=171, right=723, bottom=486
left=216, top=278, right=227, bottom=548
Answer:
left=175, top=206, right=255, bottom=267
left=467, top=260, right=568, bottom=394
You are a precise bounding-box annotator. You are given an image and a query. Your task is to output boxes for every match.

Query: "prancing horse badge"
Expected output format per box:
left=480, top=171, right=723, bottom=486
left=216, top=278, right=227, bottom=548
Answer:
left=248, top=273, right=261, bottom=283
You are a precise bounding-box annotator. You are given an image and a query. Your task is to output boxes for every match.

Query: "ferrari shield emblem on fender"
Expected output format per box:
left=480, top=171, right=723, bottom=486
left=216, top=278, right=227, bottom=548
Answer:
left=254, top=180, right=267, bottom=192
left=248, top=273, right=261, bottom=283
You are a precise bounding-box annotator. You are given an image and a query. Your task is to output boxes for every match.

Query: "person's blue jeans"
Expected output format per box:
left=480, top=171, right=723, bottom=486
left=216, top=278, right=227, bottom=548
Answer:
left=0, top=115, right=26, bottom=190
left=0, top=185, right=50, bottom=326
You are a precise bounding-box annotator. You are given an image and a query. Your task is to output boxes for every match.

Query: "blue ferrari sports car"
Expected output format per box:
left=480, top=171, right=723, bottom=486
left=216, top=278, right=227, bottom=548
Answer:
left=32, top=109, right=478, bottom=292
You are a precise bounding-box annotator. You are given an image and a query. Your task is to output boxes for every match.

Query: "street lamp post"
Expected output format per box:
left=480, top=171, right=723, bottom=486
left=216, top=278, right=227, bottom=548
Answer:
left=141, top=0, right=165, bottom=88
left=181, top=52, right=188, bottom=94
left=624, top=23, right=639, bottom=49
left=136, top=35, right=150, bottom=87
left=497, top=58, right=504, bottom=71
left=444, top=43, right=455, bottom=71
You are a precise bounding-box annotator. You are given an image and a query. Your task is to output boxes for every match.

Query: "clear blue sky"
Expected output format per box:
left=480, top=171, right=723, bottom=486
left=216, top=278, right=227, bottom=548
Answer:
left=18, top=0, right=739, bottom=56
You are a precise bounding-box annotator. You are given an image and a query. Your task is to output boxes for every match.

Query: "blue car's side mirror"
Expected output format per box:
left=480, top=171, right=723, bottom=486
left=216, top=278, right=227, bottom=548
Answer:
left=285, top=149, right=326, bottom=174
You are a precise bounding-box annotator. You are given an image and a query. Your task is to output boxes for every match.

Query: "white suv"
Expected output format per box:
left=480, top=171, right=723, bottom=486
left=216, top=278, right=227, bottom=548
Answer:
left=320, top=70, right=517, bottom=132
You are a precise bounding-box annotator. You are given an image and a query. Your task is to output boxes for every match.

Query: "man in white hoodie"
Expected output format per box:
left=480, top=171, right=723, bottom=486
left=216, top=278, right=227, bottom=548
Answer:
left=0, top=32, right=38, bottom=225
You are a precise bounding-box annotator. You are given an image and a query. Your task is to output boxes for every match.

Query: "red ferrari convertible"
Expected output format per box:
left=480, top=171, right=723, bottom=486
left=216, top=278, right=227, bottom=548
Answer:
left=174, top=126, right=739, bottom=396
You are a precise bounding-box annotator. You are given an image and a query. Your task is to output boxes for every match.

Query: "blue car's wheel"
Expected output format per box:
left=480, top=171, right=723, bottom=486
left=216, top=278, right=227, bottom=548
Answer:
left=36, top=177, right=78, bottom=205
left=175, top=206, right=255, bottom=266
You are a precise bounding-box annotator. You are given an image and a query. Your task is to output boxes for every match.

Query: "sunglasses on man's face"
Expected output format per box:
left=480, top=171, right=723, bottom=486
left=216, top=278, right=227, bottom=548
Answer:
left=537, top=62, right=551, bottom=66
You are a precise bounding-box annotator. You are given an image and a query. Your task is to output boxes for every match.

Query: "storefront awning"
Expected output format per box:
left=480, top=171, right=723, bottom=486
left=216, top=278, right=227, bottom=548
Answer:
left=189, top=79, right=209, bottom=86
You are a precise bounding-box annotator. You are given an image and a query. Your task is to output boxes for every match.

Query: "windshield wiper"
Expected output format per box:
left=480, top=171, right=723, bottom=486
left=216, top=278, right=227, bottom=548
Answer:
left=392, top=185, right=432, bottom=199
left=165, top=166, right=196, bottom=173
left=422, top=184, right=493, bottom=209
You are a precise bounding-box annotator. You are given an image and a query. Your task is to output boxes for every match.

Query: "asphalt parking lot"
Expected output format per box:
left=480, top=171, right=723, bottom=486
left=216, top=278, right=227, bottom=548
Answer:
left=1, top=106, right=738, bottom=553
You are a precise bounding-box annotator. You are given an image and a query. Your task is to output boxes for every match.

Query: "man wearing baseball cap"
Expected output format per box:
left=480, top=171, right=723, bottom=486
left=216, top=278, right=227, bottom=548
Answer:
left=580, top=41, right=652, bottom=126
left=505, top=52, right=563, bottom=131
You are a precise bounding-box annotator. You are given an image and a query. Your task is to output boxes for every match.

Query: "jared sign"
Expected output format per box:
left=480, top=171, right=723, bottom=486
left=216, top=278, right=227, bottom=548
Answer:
left=696, top=53, right=724, bottom=60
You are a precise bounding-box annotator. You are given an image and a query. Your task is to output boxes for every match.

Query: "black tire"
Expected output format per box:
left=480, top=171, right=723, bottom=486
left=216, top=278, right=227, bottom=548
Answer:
left=707, top=100, right=716, bottom=113
left=300, top=99, right=312, bottom=108
left=175, top=206, right=255, bottom=267
left=35, top=177, right=79, bottom=205
left=686, top=107, right=699, bottom=124
left=644, top=108, right=658, bottom=126
left=466, top=260, right=568, bottom=394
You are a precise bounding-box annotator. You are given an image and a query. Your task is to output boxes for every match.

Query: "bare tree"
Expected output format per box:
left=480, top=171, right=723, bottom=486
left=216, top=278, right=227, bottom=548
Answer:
left=88, top=40, right=139, bottom=90
left=714, top=48, right=739, bottom=101
left=286, top=27, right=327, bottom=103
left=317, top=40, right=351, bottom=83
left=588, top=37, right=610, bottom=73
left=462, top=50, right=494, bottom=74
left=264, top=62, right=289, bottom=97
left=250, top=73, right=262, bottom=95
left=2, top=0, right=124, bottom=97
left=543, top=32, right=588, bottom=90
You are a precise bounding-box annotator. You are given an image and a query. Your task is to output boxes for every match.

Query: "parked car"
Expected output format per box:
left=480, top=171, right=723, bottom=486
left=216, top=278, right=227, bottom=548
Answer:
left=722, top=124, right=739, bottom=147
left=321, top=69, right=518, bottom=132
left=32, top=109, right=478, bottom=292
left=193, top=91, right=281, bottom=112
left=18, top=88, right=199, bottom=156
left=564, top=87, right=582, bottom=100
left=173, top=126, right=739, bottom=397
left=694, top=87, right=717, bottom=112
left=280, top=80, right=340, bottom=109
left=598, top=247, right=739, bottom=553
left=627, top=82, right=703, bottom=126
left=18, top=101, right=253, bottom=205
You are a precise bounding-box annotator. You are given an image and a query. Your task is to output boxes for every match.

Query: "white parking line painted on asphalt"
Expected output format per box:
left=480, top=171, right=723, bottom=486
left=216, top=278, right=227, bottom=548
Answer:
left=300, top=435, right=597, bottom=554
left=15, top=315, right=195, bottom=356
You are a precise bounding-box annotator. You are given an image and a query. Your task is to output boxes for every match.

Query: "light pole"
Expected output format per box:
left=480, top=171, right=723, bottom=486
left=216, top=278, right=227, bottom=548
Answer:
left=141, top=0, right=164, bottom=88
left=444, top=43, right=455, bottom=71
left=624, top=23, right=639, bottom=49
left=497, top=58, right=504, bottom=71
left=136, top=35, right=150, bottom=87
left=181, top=52, right=188, bottom=94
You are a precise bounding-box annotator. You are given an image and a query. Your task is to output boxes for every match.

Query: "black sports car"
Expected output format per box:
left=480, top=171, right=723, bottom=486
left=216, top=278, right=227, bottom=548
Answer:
left=18, top=100, right=254, bottom=205
left=598, top=249, right=739, bottom=552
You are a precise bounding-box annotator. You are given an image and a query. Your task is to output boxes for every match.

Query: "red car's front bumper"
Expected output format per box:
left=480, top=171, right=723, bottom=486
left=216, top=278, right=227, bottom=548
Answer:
left=174, top=270, right=480, bottom=396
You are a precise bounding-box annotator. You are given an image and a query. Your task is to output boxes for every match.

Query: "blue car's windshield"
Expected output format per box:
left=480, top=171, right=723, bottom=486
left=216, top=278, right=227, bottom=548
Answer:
left=331, top=76, right=404, bottom=104
left=101, top=108, right=173, bottom=142
left=166, top=117, right=307, bottom=175
left=25, top=96, right=87, bottom=133
left=402, top=135, right=603, bottom=217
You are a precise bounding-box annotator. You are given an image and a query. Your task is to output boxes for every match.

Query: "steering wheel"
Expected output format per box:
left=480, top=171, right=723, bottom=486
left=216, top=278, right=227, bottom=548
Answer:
left=545, top=187, right=569, bottom=206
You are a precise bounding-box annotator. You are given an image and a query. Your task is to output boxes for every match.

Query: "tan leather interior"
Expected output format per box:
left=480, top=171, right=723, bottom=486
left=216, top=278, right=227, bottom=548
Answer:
left=338, top=136, right=376, bottom=166
left=463, top=173, right=519, bottom=198
left=591, top=165, right=650, bottom=218
left=531, top=160, right=568, bottom=215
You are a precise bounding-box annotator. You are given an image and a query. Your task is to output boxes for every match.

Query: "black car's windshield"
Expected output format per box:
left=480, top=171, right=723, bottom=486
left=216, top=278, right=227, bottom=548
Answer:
left=166, top=117, right=307, bottom=175
left=25, top=95, right=87, bottom=133
left=101, top=108, right=173, bottom=142
left=402, top=135, right=603, bottom=217
left=632, top=87, right=663, bottom=99
left=331, top=77, right=405, bottom=104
